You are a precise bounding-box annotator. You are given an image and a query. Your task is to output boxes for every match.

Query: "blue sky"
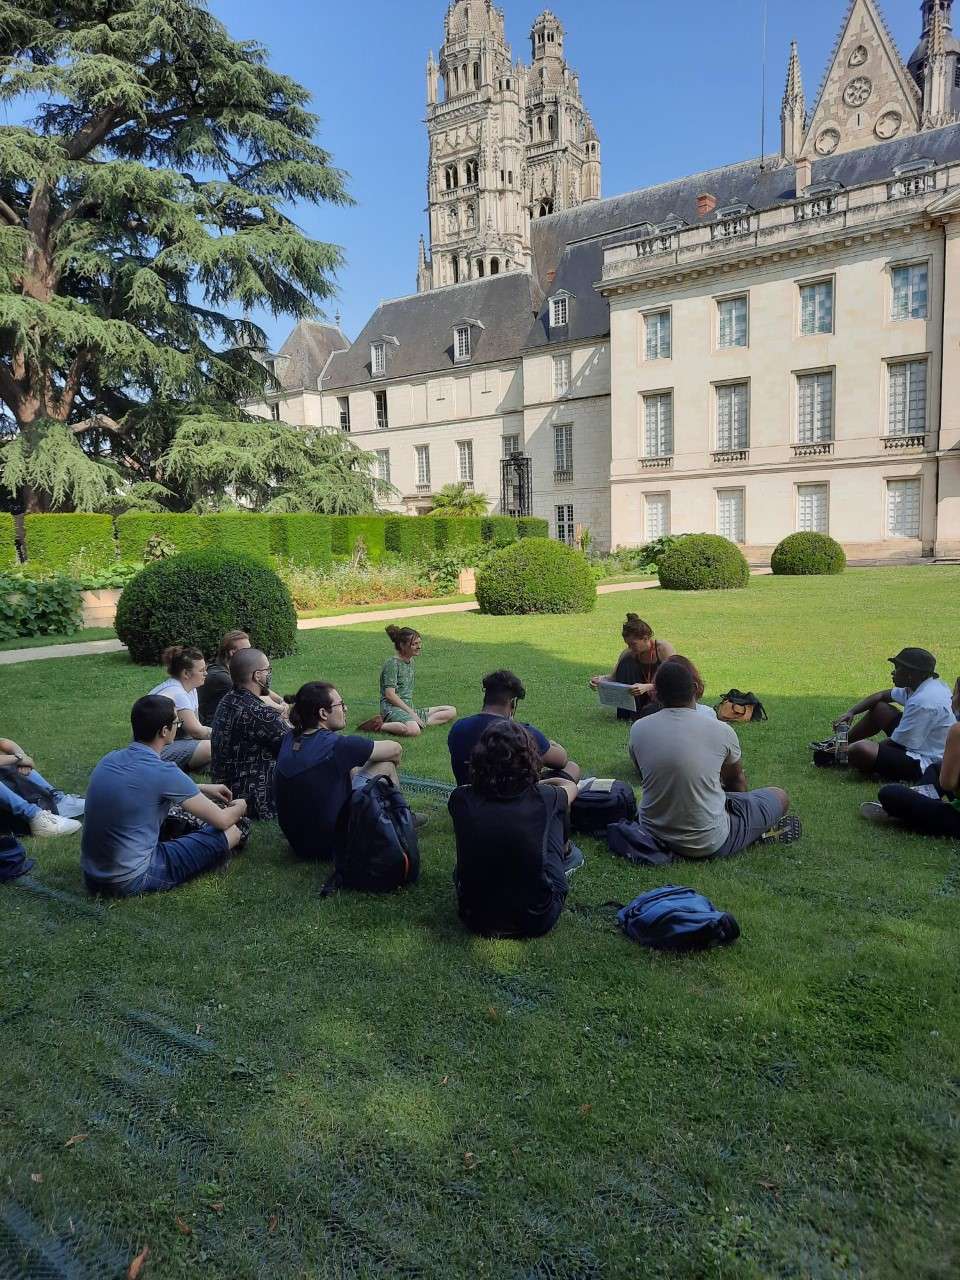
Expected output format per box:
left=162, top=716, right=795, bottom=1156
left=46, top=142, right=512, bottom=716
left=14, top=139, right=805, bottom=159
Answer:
left=207, top=0, right=925, bottom=350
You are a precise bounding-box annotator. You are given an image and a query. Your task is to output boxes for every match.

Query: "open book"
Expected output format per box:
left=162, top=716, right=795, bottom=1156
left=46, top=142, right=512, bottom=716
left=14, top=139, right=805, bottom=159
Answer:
left=596, top=679, right=636, bottom=712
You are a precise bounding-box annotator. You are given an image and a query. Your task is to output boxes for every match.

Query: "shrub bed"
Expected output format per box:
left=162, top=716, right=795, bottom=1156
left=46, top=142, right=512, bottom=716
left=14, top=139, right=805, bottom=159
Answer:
left=771, top=532, right=846, bottom=576
left=115, top=549, right=297, bottom=665
left=329, top=516, right=387, bottom=563
left=270, top=514, right=333, bottom=569
left=116, top=512, right=210, bottom=561
left=279, top=561, right=437, bottom=612
left=476, top=538, right=597, bottom=615
left=0, top=513, right=15, bottom=569
left=0, top=573, right=83, bottom=639
left=25, top=514, right=115, bottom=572
left=658, top=534, right=750, bottom=591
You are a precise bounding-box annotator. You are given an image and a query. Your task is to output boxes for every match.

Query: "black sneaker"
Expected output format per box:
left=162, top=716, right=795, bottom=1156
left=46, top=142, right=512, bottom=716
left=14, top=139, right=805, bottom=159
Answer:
left=759, top=816, right=803, bottom=845
left=562, top=845, right=586, bottom=877
left=412, top=812, right=430, bottom=831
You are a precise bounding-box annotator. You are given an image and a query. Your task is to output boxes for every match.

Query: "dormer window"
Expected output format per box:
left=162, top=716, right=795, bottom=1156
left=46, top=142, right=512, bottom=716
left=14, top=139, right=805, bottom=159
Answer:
left=549, top=294, right=571, bottom=329
left=455, top=325, right=471, bottom=362
left=371, top=342, right=386, bottom=377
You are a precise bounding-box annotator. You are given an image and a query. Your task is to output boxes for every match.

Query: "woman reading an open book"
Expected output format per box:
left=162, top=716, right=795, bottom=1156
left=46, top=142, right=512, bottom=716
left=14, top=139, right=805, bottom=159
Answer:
left=589, top=614, right=676, bottom=722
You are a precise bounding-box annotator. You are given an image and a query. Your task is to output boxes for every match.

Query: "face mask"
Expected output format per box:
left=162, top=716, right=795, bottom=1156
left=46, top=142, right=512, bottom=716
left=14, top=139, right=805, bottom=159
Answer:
left=257, top=672, right=272, bottom=693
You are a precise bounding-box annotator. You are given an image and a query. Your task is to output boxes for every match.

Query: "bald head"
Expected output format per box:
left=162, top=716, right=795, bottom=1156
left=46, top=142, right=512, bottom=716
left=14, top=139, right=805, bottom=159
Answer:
left=230, top=646, right=269, bottom=690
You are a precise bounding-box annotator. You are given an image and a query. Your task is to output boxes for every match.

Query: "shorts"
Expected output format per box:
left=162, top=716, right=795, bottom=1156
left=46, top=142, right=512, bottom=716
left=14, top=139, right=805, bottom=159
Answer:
left=711, top=788, right=785, bottom=859
left=381, top=705, right=429, bottom=726
left=875, top=740, right=924, bottom=783
left=161, top=739, right=202, bottom=770
left=86, top=826, right=228, bottom=898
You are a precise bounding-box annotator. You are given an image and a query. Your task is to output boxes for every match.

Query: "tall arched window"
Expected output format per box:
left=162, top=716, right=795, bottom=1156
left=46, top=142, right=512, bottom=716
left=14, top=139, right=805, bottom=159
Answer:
left=537, top=116, right=544, bottom=139
left=477, top=260, right=485, bottom=277
left=473, top=62, right=481, bottom=88
left=548, top=115, right=557, bottom=138
left=452, top=256, right=460, bottom=284
left=537, top=198, right=553, bottom=218
left=490, top=258, right=500, bottom=275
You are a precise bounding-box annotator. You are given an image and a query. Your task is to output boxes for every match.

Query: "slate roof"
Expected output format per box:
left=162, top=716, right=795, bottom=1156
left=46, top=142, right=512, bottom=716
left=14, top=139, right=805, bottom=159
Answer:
left=321, top=272, right=541, bottom=390
left=275, top=320, right=349, bottom=391
left=321, top=123, right=960, bottom=383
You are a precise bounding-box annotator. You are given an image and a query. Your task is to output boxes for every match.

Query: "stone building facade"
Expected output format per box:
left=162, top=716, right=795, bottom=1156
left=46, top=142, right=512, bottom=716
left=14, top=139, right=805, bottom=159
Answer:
left=251, top=0, right=960, bottom=561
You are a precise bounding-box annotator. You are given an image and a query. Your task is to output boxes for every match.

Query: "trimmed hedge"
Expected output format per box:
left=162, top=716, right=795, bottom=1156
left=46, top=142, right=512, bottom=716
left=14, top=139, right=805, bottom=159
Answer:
left=434, top=517, right=484, bottom=551
left=115, top=549, right=297, bottom=665
left=271, top=514, right=333, bottom=569
left=0, top=513, right=15, bottom=569
left=385, top=517, right=437, bottom=563
left=202, top=513, right=272, bottom=562
left=658, top=534, right=750, bottom=591
left=771, top=532, right=846, bottom=576
left=24, top=513, right=115, bottom=571
left=482, top=516, right=518, bottom=546
left=476, top=537, right=597, bottom=616
left=330, top=516, right=387, bottom=563
left=116, top=512, right=210, bottom=560
left=517, top=517, right=549, bottom=539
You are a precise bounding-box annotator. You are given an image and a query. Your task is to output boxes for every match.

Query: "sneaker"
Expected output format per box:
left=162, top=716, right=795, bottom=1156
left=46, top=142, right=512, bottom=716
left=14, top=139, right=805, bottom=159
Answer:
left=53, top=793, right=85, bottom=819
left=357, top=715, right=385, bottom=733
left=859, top=801, right=894, bottom=825
left=810, top=738, right=837, bottom=753
left=412, top=811, right=430, bottom=831
left=562, top=844, right=586, bottom=877
left=29, top=811, right=82, bottom=839
left=759, top=816, right=803, bottom=844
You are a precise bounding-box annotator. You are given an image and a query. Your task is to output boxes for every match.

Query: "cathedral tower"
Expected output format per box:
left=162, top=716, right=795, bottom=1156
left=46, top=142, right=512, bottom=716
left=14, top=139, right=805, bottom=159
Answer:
left=908, top=0, right=960, bottom=125
left=419, top=2, right=601, bottom=292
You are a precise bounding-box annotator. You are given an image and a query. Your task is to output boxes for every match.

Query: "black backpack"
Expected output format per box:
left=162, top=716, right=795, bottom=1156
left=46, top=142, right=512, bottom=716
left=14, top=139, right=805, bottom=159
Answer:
left=570, top=778, right=638, bottom=835
left=715, top=690, right=768, bottom=723
left=321, top=776, right=420, bottom=896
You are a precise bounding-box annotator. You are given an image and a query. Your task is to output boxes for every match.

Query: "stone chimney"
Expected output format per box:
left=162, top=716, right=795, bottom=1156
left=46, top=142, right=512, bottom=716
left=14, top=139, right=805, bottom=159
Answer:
left=795, top=157, right=812, bottom=195
left=696, top=193, right=717, bottom=218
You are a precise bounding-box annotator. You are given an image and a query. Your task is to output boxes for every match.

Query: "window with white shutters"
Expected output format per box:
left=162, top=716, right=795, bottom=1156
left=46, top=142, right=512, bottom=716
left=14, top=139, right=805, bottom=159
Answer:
left=549, top=296, right=568, bottom=328
left=645, top=310, right=672, bottom=360
left=886, top=479, right=921, bottom=538
left=553, top=353, right=571, bottom=397
left=645, top=493, right=670, bottom=540
left=454, top=325, right=471, bottom=362
left=716, top=383, right=749, bottom=450
left=799, top=280, right=834, bottom=335
left=642, top=392, right=673, bottom=457
left=891, top=263, right=928, bottom=321
left=502, top=434, right=520, bottom=458
left=371, top=342, right=386, bottom=376
left=553, top=424, right=573, bottom=480
left=797, top=371, right=834, bottom=443
left=797, top=483, right=829, bottom=533
left=457, top=440, right=474, bottom=483
left=717, top=489, right=745, bottom=543
left=556, top=504, right=575, bottom=544
left=415, top=445, right=431, bottom=488
left=375, top=450, right=390, bottom=484
left=718, top=296, right=748, bottom=349
left=887, top=360, right=927, bottom=436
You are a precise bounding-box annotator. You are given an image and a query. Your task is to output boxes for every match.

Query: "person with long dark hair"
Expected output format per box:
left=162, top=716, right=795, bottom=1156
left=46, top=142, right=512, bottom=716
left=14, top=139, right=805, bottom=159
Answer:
left=448, top=720, right=583, bottom=939
left=589, top=613, right=676, bottom=721
left=275, top=682, right=405, bottom=861
left=148, top=646, right=212, bottom=771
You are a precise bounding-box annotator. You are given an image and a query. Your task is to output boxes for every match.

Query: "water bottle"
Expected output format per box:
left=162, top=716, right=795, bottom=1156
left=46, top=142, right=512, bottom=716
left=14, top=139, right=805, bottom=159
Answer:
left=834, top=720, right=850, bottom=766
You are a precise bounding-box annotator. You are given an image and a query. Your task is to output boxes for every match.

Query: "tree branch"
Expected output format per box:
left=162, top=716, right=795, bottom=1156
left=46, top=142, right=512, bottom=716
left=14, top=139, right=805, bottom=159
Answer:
left=50, top=198, right=98, bottom=239
left=57, top=350, right=92, bottom=421
left=70, top=413, right=124, bottom=436
left=0, top=362, right=21, bottom=416
left=0, top=198, right=22, bottom=228
left=64, top=107, right=122, bottom=161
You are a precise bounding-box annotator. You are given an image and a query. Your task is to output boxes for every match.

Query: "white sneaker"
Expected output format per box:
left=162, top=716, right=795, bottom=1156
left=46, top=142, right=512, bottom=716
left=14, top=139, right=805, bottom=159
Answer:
left=54, top=793, right=85, bottom=819
left=859, top=802, right=894, bottom=825
left=29, top=811, right=82, bottom=838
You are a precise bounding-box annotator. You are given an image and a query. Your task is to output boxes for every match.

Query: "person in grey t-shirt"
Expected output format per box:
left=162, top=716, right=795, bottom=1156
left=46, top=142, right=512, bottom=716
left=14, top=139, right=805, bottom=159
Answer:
left=629, top=662, right=790, bottom=859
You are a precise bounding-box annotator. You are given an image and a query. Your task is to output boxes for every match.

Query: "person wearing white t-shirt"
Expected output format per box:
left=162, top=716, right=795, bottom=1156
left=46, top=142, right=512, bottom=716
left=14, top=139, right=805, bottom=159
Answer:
left=834, top=648, right=956, bottom=782
left=148, top=646, right=212, bottom=772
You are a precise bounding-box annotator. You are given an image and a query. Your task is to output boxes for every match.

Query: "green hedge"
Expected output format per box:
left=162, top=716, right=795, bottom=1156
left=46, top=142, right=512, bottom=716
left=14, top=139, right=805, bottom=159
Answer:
left=24, top=513, right=115, bottom=571
left=658, top=534, right=750, bottom=591
left=0, top=572, right=83, bottom=639
left=771, top=532, right=846, bottom=576
left=434, top=517, right=485, bottom=551
left=0, top=514, right=15, bottom=569
left=517, top=517, right=549, bottom=539
left=270, top=514, right=333, bottom=569
left=476, top=538, right=597, bottom=616
left=329, top=516, right=387, bottom=563
left=385, top=517, right=437, bottom=563
left=115, top=512, right=209, bottom=560
left=482, top=516, right=519, bottom=547
left=202, top=513, right=272, bottom=562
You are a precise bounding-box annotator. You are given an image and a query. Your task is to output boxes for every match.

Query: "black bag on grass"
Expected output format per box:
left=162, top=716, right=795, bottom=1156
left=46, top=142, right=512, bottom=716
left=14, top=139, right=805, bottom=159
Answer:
left=321, top=776, right=420, bottom=897
left=570, top=778, right=638, bottom=835
left=716, top=690, right=768, bottom=723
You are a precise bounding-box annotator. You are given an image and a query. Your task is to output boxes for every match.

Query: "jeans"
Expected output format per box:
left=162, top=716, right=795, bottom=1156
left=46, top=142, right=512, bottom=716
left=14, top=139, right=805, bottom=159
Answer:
left=0, top=769, right=55, bottom=821
left=878, top=785, right=960, bottom=839
left=86, top=827, right=228, bottom=898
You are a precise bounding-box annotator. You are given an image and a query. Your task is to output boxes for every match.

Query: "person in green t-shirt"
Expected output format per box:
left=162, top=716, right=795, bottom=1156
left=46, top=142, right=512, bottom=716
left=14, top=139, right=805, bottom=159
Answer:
left=364, top=626, right=457, bottom=738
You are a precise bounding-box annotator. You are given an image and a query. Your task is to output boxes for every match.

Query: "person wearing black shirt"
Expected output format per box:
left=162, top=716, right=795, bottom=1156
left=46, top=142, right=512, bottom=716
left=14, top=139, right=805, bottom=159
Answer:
left=274, top=682, right=404, bottom=861
left=448, top=720, right=583, bottom=940
left=447, top=669, right=581, bottom=788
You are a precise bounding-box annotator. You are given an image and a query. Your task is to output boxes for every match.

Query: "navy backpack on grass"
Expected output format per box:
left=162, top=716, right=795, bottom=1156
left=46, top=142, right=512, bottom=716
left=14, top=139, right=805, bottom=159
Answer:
left=570, top=778, right=638, bottom=835
left=617, top=886, right=740, bottom=953
left=320, top=776, right=420, bottom=896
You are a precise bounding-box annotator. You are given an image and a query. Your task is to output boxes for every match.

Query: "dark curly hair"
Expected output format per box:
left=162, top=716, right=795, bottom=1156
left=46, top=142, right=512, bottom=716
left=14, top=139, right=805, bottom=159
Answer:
left=622, top=613, right=653, bottom=643
left=469, top=720, right=542, bottom=799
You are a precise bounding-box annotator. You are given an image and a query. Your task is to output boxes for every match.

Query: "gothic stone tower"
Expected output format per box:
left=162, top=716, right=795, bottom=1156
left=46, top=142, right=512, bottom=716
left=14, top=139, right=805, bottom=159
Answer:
left=419, top=1, right=601, bottom=292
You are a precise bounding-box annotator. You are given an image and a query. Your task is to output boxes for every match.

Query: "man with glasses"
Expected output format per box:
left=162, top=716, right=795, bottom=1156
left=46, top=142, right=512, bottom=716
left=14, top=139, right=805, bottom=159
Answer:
left=81, top=695, right=248, bottom=897
left=211, top=648, right=288, bottom=819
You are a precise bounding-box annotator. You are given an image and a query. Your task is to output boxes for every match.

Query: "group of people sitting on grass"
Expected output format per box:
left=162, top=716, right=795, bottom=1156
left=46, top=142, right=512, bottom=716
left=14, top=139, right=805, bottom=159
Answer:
left=2, top=611, right=956, bottom=935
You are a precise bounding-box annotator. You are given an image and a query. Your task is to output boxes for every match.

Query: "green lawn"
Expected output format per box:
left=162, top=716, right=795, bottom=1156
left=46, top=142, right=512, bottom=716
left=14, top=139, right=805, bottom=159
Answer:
left=2, top=567, right=959, bottom=1279
left=0, top=626, right=117, bottom=652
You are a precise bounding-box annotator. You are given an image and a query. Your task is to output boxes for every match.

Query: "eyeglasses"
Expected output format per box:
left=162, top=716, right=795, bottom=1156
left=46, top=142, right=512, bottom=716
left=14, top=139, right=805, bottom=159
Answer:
left=329, top=699, right=347, bottom=710
left=170, top=719, right=182, bottom=733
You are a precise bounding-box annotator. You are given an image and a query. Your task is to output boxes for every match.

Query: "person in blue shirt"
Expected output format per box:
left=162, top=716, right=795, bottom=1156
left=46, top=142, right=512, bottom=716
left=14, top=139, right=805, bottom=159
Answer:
left=81, top=696, right=248, bottom=897
left=447, top=670, right=581, bottom=789
left=274, top=682, right=407, bottom=862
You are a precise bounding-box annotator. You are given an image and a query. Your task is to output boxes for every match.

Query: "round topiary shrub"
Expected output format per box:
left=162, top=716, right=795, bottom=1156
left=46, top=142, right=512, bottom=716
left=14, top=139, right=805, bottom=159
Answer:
left=657, top=534, right=750, bottom=592
left=475, top=537, right=597, bottom=615
left=770, top=531, right=846, bottom=576
left=116, top=549, right=297, bottom=665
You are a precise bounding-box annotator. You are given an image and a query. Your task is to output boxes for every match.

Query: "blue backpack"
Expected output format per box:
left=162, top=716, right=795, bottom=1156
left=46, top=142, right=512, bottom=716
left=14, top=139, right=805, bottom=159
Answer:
left=617, top=886, right=740, bottom=952
left=320, top=776, right=420, bottom=896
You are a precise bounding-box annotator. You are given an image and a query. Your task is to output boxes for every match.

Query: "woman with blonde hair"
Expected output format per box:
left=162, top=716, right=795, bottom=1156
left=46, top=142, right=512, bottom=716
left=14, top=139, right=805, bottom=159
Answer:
left=363, top=626, right=456, bottom=738
left=590, top=614, right=676, bottom=721
left=148, top=646, right=212, bottom=771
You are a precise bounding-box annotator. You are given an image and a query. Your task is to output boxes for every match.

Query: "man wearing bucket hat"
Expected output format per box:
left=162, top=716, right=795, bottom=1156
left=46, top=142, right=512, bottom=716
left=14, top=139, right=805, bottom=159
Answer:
left=832, top=648, right=956, bottom=781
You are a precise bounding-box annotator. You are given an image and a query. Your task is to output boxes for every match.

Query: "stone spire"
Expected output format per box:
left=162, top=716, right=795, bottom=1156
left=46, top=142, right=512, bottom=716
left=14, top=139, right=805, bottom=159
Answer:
left=416, top=235, right=431, bottom=294
left=780, top=41, right=806, bottom=162
left=923, top=1, right=951, bottom=125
